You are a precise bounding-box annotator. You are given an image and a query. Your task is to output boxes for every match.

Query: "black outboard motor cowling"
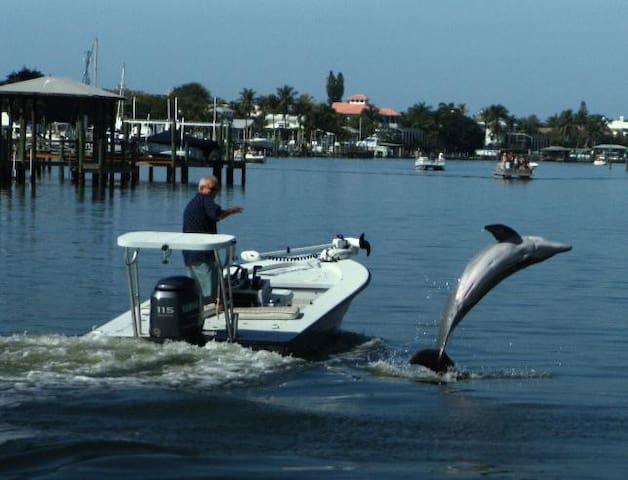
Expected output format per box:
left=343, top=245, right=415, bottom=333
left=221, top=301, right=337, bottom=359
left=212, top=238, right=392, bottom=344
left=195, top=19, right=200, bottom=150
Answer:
left=150, top=276, right=203, bottom=340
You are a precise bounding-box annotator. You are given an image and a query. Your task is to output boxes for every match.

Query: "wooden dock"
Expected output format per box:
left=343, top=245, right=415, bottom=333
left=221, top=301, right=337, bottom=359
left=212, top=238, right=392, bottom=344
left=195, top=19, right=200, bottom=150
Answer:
left=11, top=149, right=247, bottom=189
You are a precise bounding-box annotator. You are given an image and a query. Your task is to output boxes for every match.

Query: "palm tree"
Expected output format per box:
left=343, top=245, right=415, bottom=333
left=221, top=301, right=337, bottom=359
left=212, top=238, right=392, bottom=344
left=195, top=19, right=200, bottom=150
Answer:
left=547, top=109, right=578, bottom=146
left=258, top=94, right=280, bottom=152
left=402, top=102, right=434, bottom=131
left=516, top=115, right=542, bottom=136
left=276, top=85, right=297, bottom=132
left=236, top=88, right=256, bottom=117
left=293, top=94, right=315, bottom=149
left=582, top=115, right=609, bottom=147
left=479, top=104, right=510, bottom=146
left=236, top=88, right=256, bottom=140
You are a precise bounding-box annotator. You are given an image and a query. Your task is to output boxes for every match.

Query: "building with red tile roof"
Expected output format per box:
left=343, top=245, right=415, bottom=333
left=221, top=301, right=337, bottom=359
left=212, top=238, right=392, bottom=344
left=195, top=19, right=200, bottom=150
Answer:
left=332, top=94, right=401, bottom=123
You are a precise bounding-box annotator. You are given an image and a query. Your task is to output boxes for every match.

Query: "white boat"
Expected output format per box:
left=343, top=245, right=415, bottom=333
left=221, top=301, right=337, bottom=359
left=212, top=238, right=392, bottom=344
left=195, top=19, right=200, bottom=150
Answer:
left=415, top=152, right=445, bottom=171
left=235, top=148, right=266, bottom=163
left=493, top=149, right=537, bottom=179
left=88, top=231, right=371, bottom=357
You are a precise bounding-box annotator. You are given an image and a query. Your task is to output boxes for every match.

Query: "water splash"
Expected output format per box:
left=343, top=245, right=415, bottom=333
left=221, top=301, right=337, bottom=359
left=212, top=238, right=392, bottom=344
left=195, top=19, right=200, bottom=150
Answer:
left=367, top=353, right=553, bottom=385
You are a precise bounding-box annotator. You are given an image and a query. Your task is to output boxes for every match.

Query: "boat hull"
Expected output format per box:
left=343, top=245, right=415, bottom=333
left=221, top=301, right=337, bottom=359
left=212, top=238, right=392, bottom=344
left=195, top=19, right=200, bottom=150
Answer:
left=89, top=256, right=371, bottom=359
left=493, top=165, right=534, bottom=179
left=205, top=290, right=363, bottom=358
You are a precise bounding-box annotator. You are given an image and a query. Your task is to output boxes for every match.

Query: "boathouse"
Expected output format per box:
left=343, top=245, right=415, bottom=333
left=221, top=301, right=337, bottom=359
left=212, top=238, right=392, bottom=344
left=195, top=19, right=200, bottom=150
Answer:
left=0, top=76, right=122, bottom=187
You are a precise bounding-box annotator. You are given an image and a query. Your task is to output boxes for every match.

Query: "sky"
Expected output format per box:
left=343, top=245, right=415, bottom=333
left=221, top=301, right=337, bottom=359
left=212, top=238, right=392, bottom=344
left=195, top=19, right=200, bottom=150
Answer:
left=2, top=0, right=627, bottom=120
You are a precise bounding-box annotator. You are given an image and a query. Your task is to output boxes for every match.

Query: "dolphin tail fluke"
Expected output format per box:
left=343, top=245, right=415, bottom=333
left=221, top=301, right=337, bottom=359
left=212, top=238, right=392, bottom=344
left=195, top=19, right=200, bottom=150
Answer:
left=408, top=348, right=455, bottom=373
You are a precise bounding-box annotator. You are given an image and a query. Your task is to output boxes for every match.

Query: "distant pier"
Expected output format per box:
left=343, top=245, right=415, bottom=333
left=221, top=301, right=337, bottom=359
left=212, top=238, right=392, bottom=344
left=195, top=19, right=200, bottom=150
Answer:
left=10, top=145, right=246, bottom=190
left=0, top=76, right=245, bottom=192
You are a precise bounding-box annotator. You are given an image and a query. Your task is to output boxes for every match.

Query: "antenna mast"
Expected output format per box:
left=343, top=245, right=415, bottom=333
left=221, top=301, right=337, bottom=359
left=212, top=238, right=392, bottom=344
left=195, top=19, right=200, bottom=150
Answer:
left=82, top=38, right=99, bottom=85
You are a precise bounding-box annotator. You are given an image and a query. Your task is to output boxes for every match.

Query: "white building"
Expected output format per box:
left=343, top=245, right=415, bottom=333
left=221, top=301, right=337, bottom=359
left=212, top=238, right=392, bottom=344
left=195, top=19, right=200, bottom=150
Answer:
left=607, top=116, right=628, bottom=137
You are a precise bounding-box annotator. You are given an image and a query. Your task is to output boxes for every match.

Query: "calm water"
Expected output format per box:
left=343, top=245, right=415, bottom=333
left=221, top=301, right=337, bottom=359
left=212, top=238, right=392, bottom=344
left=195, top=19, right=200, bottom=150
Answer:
left=1, top=158, right=627, bottom=479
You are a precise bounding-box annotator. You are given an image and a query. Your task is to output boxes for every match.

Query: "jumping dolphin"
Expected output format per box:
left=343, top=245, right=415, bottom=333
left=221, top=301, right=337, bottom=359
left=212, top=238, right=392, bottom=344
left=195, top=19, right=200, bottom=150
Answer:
left=409, top=224, right=572, bottom=373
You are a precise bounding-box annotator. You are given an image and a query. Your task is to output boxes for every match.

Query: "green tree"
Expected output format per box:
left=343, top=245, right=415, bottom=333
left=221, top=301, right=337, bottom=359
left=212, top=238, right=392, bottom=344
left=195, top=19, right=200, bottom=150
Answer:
left=170, top=82, right=211, bottom=121
left=230, top=87, right=257, bottom=138
left=434, top=103, right=483, bottom=154
left=401, top=102, right=435, bottom=132
left=276, top=85, right=297, bottom=141
left=400, top=102, right=435, bottom=149
left=2, top=66, right=44, bottom=85
left=516, top=115, right=542, bottom=135
left=276, top=85, right=297, bottom=116
left=234, top=88, right=256, bottom=119
left=355, top=105, right=380, bottom=139
left=293, top=93, right=315, bottom=146
left=257, top=93, right=281, bottom=147
left=310, top=103, right=346, bottom=140
left=581, top=114, right=610, bottom=147
left=547, top=109, right=578, bottom=146
left=326, top=71, right=344, bottom=104
left=124, top=89, right=168, bottom=119
left=575, top=101, right=589, bottom=125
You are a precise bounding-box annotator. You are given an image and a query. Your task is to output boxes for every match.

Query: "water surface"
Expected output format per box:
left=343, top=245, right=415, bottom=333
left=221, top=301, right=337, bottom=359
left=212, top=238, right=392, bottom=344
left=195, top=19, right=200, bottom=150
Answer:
left=1, top=158, right=626, bottom=478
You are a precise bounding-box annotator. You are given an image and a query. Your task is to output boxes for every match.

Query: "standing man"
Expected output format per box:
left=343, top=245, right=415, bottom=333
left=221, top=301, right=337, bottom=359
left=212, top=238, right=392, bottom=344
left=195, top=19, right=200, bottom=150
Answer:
left=182, top=175, right=243, bottom=304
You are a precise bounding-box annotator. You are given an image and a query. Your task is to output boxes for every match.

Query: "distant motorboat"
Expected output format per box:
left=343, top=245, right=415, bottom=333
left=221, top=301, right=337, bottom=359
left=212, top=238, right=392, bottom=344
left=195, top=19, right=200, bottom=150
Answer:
left=235, top=147, right=266, bottom=163
left=415, top=151, right=445, bottom=171
left=494, top=149, right=536, bottom=180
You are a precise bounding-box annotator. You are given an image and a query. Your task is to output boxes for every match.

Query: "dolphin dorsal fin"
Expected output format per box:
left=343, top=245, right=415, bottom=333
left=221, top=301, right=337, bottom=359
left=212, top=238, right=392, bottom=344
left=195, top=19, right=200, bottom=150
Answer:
left=484, top=224, right=523, bottom=244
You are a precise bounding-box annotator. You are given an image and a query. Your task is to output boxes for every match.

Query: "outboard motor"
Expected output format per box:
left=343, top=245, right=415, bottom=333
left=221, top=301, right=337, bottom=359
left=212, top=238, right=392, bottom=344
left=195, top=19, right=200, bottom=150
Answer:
left=150, top=276, right=203, bottom=341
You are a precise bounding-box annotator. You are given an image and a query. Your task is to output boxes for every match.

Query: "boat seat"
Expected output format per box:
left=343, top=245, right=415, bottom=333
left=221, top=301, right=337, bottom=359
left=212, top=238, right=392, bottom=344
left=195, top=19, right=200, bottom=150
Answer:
left=234, top=305, right=301, bottom=320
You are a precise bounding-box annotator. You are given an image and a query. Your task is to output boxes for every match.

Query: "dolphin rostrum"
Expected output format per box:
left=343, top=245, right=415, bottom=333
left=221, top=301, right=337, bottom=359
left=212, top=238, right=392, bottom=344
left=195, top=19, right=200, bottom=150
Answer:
left=409, top=224, right=572, bottom=373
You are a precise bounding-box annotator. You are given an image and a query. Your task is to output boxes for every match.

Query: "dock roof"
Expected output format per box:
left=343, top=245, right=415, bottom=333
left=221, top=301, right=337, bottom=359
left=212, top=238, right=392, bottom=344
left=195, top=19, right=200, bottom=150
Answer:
left=0, top=76, right=122, bottom=99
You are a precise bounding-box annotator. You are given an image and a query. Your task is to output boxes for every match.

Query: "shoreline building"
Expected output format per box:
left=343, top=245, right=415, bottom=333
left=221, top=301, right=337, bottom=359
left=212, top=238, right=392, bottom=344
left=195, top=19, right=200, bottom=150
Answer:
left=332, top=94, right=409, bottom=156
left=607, top=116, right=628, bottom=137
left=331, top=94, right=401, bottom=128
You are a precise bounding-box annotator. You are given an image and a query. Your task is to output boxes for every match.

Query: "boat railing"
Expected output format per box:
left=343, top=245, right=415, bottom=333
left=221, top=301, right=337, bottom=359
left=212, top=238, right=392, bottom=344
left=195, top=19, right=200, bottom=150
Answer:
left=123, top=248, right=142, bottom=336
left=215, top=244, right=238, bottom=341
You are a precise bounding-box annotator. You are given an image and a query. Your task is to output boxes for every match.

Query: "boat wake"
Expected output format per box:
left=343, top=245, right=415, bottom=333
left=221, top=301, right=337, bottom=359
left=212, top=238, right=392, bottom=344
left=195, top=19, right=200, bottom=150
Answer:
left=0, top=333, right=552, bottom=396
left=0, top=333, right=304, bottom=393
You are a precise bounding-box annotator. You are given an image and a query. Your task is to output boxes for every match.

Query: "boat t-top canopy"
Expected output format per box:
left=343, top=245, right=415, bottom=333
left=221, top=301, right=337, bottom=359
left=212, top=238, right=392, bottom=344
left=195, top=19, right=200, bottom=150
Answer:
left=117, top=231, right=236, bottom=251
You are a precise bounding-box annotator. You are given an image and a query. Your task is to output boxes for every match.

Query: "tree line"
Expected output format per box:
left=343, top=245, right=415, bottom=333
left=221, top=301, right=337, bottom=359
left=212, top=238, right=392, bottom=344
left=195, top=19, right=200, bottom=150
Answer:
left=3, top=67, right=624, bottom=154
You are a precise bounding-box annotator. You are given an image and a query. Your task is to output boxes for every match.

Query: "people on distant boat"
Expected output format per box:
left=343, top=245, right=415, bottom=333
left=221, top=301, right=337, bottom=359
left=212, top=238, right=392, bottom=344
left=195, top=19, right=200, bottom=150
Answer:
left=182, top=175, right=243, bottom=303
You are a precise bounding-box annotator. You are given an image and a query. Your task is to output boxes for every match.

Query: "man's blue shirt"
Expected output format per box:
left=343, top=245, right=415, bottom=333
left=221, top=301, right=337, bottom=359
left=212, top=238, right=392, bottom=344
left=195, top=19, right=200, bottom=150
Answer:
left=182, top=193, right=223, bottom=265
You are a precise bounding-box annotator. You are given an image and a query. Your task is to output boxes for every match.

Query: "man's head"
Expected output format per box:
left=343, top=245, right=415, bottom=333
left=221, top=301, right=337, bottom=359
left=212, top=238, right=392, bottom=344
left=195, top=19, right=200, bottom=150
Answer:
left=198, top=176, right=219, bottom=196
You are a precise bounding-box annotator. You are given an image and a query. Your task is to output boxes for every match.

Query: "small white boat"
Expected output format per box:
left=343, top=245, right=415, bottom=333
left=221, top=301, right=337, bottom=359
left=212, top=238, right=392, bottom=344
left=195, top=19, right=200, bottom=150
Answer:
left=494, top=149, right=536, bottom=179
left=593, top=155, right=607, bottom=166
left=244, top=150, right=266, bottom=163
left=235, top=148, right=266, bottom=163
left=415, top=152, right=445, bottom=171
left=88, top=231, right=371, bottom=358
